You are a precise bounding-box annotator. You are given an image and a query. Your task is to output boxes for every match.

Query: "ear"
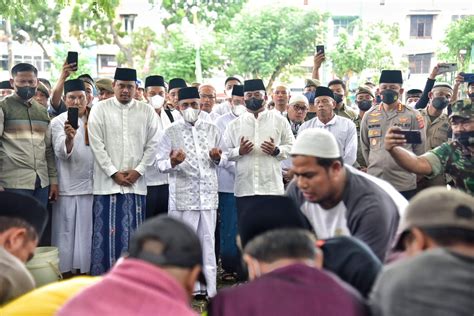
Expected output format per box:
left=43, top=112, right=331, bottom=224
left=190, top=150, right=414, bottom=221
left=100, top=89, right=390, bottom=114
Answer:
left=405, top=227, right=429, bottom=256
left=428, top=91, right=433, bottom=99
left=112, top=81, right=117, bottom=88
left=243, top=254, right=257, bottom=281
left=9, top=78, right=14, bottom=87
left=3, top=228, right=27, bottom=257
left=399, top=87, right=404, bottom=96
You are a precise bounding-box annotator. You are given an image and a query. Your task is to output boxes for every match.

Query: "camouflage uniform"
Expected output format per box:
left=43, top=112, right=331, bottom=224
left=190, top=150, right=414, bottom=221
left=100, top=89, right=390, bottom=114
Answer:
left=421, top=100, right=474, bottom=195
left=418, top=108, right=450, bottom=188
left=360, top=103, right=426, bottom=192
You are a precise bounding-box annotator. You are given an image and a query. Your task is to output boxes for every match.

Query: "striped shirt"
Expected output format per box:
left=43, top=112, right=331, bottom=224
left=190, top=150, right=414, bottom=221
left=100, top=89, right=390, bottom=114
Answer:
left=0, top=95, right=57, bottom=189
left=299, top=114, right=357, bottom=165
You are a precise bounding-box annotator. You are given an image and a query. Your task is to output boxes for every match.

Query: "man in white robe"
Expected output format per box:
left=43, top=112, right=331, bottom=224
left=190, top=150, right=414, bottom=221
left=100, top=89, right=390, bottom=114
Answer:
left=155, top=87, right=224, bottom=298
left=50, top=79, right=94, bottom=274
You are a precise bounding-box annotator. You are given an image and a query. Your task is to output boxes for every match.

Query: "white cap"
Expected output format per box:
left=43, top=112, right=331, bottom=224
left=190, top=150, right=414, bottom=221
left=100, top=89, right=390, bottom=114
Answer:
left=151, top=95, right=165, bottom=109
left=289, top=94, right=309, bottom=107
left=290, top=128, right=341, bottom=158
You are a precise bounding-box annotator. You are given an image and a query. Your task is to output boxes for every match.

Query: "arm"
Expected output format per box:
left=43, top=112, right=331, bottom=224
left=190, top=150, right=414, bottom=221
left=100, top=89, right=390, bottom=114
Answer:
left=51, top=117, right=73, bottom=160
left=411, top=112, right=427, bottom=156
left=87, top=106, right=118, bottom=177
left=275, top=119, right=295, bottom=161
left=343, top=121, right=357, bottom=165
left=311, top=52, right=324, bottom=80
left=384, top=127, right=433, bottom=175
left=45, top=124, right=58, bottom=185
left=133, top=107, right=160, bottom=175
left=50, top=61, right=75, bottom=111
left=451, top=72, right=464, bottom=103
left=154, top=131, right=178, bottom=173
left=223, top=123, right=242, bottom=162
left=415, top=64, right=439, bottom=109
left=359, top=114, right=370, bottom=164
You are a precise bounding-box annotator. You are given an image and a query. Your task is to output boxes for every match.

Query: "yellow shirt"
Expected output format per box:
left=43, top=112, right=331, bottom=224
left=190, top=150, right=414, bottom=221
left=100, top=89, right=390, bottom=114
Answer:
left=0, top=276, right=100, bottom=316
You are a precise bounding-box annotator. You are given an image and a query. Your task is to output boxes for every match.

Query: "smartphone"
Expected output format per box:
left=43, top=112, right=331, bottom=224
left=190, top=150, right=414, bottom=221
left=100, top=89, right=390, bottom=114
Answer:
left=66, top=51, right=78, bottom=71
left=67, top=107, right=79, bottom=130
left=438, top=63, right=457, bottom=75
left=393, top=130, right=422, bottom=144
left=316, top=45, right=325, bottom=55
left=462, top=73, right=474, bottom=83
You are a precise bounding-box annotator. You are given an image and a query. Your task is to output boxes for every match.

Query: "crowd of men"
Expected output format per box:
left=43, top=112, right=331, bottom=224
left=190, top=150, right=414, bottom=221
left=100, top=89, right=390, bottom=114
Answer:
left=0, top=49, right=473, bottom=315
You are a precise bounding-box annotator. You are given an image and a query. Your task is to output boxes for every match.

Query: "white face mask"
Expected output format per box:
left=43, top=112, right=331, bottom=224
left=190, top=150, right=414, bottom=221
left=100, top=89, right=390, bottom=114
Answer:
left=231, top=104, right=247, bottom=117
left=151, top=95, right=165, bottom=109
left=181, top=108, right=200, bottom=123
left=407, top=101, right=417, bottom=108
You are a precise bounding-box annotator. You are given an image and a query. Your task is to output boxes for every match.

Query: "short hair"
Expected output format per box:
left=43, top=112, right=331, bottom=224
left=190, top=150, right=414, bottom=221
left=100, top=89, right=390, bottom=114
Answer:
left=315, top=157, right=344, bottom=170
left=0, top=216, right=38, bottom=241
left=244, top=228, right=317, bottom=263
left=39, top=78, right=52, bottom=89
left=328, top=79, right=346, bottom=91
left=11, top=63, right=38, bottom=77
left=421, top=227, right=474, bottom=246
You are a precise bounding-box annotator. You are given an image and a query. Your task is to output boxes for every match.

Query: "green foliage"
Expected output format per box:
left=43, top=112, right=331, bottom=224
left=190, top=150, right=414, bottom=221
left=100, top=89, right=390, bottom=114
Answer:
left=0, top=0, right=114, bottom=18
left=440, top=16, right=474, bottom=71
left=160, top=0, right=247, bottom=32
left=150, top=27, right=223, bottom=82
left=121, top=27, right=159, bottom=77
left=225, top=7, right=327, bottom=89
left=329, top=20, right=403, bottom=79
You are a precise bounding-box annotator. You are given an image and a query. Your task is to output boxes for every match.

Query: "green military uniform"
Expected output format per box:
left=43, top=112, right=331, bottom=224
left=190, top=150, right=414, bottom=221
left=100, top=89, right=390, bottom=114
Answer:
left=354, top=115, right=367, bottom=169
left=421, top=100, right=474, bottom=195
left=360, top=102, right=426, bottom=192
left=335, top=103, right=358, bottom=121
left=418, top=108, right=450, bottom=188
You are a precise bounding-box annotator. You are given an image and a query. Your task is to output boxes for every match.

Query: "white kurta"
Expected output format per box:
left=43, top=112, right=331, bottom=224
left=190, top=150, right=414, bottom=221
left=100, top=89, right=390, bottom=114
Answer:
left=212, top=101, right=232, bottom=116
left=215, top=112, right=238, bottom=193
left=50, top=112, right=94, bottom=273
left=145, top=111, right=171, bottom=187
left=299, top=115, right=358, bottom=165
left=155, top=119, right=224, bottom=297
left=224, top=109, right=295, bottom=197
left=88, top=97, right=160, bottom=195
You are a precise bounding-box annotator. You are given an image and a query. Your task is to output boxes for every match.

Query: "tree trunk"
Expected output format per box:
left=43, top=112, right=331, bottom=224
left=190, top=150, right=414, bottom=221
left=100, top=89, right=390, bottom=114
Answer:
left=142, top=43, right=153, bottom=74
left=35, top=40, right=54, bottom=64
left=266, top=65, right=283, bottom=94
left=5, top=19, right=14, bottom=72
left=109, top=20, right=134, bottom=68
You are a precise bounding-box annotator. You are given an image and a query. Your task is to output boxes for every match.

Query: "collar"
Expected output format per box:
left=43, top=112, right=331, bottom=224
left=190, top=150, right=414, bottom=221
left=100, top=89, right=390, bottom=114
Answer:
left=316, top=114, right=337, bottom=126
left=112, top=96, right=135, bottom=108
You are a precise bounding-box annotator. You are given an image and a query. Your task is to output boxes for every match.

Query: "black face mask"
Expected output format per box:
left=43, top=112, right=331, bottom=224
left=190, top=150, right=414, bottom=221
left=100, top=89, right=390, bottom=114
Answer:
left=456, top=131, right=474, bottom=147
left=245, top=98, right=264, bottom=111
left=431, top=97, right=449, bottom=110
left=381, top=89, right=399, bottom=104
left=16, top=86, right=36, bottom=101
left=333, top=93, right=344, bottom=104
left=357, top=100, right=372, bottom=111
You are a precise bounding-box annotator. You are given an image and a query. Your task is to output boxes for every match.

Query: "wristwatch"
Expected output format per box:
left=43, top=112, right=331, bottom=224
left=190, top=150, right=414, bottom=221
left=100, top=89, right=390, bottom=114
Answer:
left=271, top=146, right=280, bottom=157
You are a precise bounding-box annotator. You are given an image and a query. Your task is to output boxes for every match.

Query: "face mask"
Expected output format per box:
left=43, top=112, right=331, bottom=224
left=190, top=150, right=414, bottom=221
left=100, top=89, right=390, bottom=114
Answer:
left=431, top=97, right=449, bottom=110
left=232, top=104, right=247, bottom=116
left=16, top=86, right=36, bottom=101
left=303, top=91, right=316, bottom=104
left=407, top=101, right=417, bottom=108
left=151, top=95, right=165, bottom=110
left=245, top=98, right=264, bottom=111
left=356, top=100, right=372, bottom=111
left=375, top=95, right=382, bottom=104
left=381, top=89, right=399, bottom=104
left=456, top=131, right=474, bottom=147
left=181, top=108, right=200, bottom=123
left=333, top=93, right=344, bottom=104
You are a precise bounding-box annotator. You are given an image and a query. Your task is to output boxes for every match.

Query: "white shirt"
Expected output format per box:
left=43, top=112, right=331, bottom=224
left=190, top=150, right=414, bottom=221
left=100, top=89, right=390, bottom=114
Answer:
left=224, top=109, right=295, bottom=197
left=155, top=120, right=225, bottom=211
left=212, top=101, right=232, bottom=116
left=88, top=97, right=160, bottom=195
left=174, top=110, right=213, bottom=124
left=301, top=201, right=351, bottom=239
left=145, top=110, right=171, bottom=186
left=299, top=115, right=357, bottom=165
left=215, top=111, right=238, bottom=193
left=50, top=112, right=94, bottom=196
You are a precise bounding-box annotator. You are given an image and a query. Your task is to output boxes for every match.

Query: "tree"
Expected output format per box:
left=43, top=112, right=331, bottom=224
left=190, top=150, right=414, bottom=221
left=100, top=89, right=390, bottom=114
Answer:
left=225, top=7, right=328, bottom=91
left=440, top=16, right=474, bottom=71
left=329, top=20, right=403, bottom=81
left=0, top=0, right=115, bottom=18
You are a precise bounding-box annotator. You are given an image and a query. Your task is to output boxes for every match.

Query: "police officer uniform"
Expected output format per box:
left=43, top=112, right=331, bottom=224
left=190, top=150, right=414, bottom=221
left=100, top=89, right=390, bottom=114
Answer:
left=360, top=70, right=426, bottom=199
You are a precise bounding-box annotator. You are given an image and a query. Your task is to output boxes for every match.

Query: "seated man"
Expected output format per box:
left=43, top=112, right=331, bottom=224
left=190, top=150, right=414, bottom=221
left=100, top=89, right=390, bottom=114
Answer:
left=370, top=187, right=474, bottom=316
left=58, top=216, right=202, bottom=316
left=0, top=191, right=48, bottom=304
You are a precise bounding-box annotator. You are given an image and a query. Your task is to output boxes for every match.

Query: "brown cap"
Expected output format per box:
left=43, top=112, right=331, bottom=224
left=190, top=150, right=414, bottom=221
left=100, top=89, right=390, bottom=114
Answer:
left=355, top=85, right=374, bottom=98
left=395, top=187, right=474, bottom=250
left=95, top=78, right=113, bottom=93
left=37, top=81, right=50, bottom=98
left=304, top=78, right=321, bottom=88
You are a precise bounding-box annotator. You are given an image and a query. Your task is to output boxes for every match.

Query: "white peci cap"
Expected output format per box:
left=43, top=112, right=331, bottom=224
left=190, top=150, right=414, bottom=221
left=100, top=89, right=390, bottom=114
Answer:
left=289, top=94, right=309, bottom=107
left=290, top=128, right=341, bottom=158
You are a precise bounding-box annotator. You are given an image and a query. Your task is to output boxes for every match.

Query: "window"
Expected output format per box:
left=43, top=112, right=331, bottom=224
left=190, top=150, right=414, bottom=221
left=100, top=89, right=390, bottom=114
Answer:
left=120, top=14, right=137, bottom=33
left=98, top=54, right=117, bottom=68
left=410, top=15, right=433, bottom=38
left=0, top=55, right=8, bottom=71
left=333, top=16, right=359, bottom=36
left=408, top=53, right=433, bottom=74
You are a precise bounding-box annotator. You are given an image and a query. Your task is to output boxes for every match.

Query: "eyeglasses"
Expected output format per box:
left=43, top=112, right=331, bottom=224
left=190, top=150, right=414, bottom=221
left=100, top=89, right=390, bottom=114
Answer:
left=200, top=94, right=215, bottom=100
left=292, top=105, right=308, bottom=112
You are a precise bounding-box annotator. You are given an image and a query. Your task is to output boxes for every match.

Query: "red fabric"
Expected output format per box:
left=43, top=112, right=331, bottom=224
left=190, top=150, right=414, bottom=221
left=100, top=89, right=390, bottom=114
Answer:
left=58, top=258, right=196, bottom=316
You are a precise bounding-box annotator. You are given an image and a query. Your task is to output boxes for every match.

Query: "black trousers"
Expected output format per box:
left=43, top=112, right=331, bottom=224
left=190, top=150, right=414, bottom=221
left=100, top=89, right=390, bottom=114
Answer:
left=145, top=184, right=169, bottom=219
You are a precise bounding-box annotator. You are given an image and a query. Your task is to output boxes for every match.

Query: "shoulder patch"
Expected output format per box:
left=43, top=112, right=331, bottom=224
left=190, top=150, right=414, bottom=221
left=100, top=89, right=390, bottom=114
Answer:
left=369, top=112, right=382, bottom=117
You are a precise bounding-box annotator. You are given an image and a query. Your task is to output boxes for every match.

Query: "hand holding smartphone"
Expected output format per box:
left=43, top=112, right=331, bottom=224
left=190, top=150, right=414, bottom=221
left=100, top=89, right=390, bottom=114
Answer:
left=393, top=130, right=422, bottom=144
left=66, top=51, right=78, bottom=71
left=316, top=45, right=325, bottom=56
left=437, top=63, right=457, bottom=75
left=67, top=107, right=79, bottom=130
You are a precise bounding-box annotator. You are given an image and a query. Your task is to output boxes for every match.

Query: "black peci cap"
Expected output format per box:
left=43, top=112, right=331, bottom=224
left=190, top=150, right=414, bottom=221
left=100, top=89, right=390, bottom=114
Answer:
left=145, top=75, right=165, bottom=88
left=114, top=68, right=137, bottom=81
left=168, top=78, right=187, bottom=91
left=178, top=87, right=200, bottom=101
left=64, top=79, right=86, bottom=94
left=231, top=85, right=244, bottom=97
